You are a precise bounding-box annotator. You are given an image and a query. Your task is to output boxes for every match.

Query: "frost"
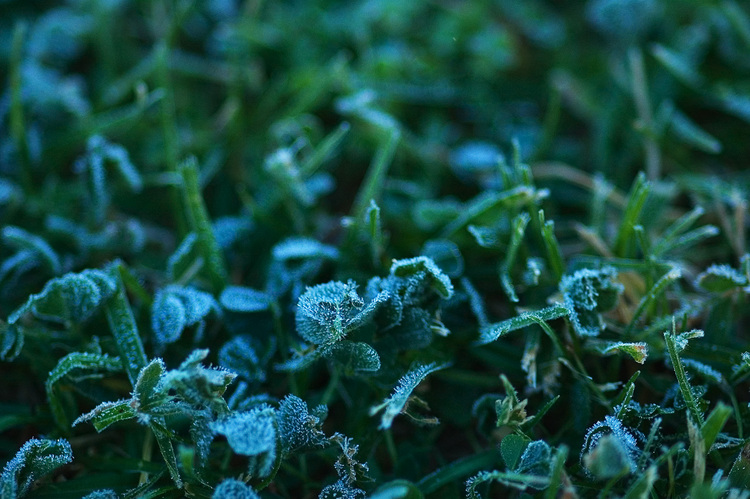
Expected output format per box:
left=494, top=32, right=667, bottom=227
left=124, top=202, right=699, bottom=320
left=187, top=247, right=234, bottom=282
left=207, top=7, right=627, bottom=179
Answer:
left=212, top=478, right=260, bottom=499
left=319, top=480, right=366, bottom=499
left=1, top=438, right=73, bottom=498
left=560, top=266, right=623, bottom=337
left=370, top=361, right=449, bottom=429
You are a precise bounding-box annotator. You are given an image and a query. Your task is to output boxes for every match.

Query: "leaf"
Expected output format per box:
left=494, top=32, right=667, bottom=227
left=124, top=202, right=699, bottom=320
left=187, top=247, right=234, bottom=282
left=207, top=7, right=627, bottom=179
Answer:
left=211, top=405, right=278, bottom=477
left=104, top=264, right=147, bottom=386
left=581, top=416, right=640, bottom=479
left=421, top=239, right=464, bottom=278
left=133, top=358, right=167, bottom=412
left=500, top=434, right=529, bottom=470
left=151, top=285, right=218, bottom=347
left=220, top=286, right=272, bottom=313
left=8, top=268, right=117, bottom=325
left=82, top=490, right=119, bottom=499
left=326, top=340, right=381, bottom=374
left=585, top=340, right=649, bottom=364
left=697, top=264, right=747, bottom=293
left=218, top=335, right=274, bottom=383
left=369, top=361, right=449, bottom=430
left=272, top=237, right=339, bottom=262
left=296, top=281, right=387, bottom=346
left=46, top=352, right=123, bottom=429
left=390, top=257, right=454, bottom=299
left=73, top=399, right=136, bottom=432
left=560, top=266, right=623, bottom=337
left=2, top=226, right=61, bottom=275
left=212, top=479, right=260, bottom=499
left=318, top=480, right=366, bottom=499
left=465, top=469, right=550, bottom=498
left=0, top=321, right=24, bottom=361
left=0, top=438, right=73, bottom=499
left=167, top=233, right=202, bottom=282
left=277, top=394, right=329, bottom=456
left=179, top=158, right=227, bottom=294
left=368, top=479, right=424, bottom=499
left=476, top=303, right=569, bottom=345
left=729, top=442, right=750, bottom=489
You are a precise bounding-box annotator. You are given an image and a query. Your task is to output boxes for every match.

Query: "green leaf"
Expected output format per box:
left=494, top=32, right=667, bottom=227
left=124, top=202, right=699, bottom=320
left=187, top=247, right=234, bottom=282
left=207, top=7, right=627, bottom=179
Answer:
left=179, top=157, right=227, bottom=294
left=697, top=264, right=747, bottom=293
left=729, top=442, right=750, bottom=489
left=476, top=303, right=569, bottom=345
left=390, top=256, right=454, bottom=299
left=277, top=394, right=329, bottom=456
left=561, top=266, right=623, bottom=337
left=0, top=438, right=73, bottom=499
left=369, top=479, right=424, bottom=499
left=326, top=340, right=381, bottom=374
left=212, top=479, right=260, bottom=499
left=73, top=399, right=136, bottom=432
left=103, top=264, right=147, bottom=386
left=500, top=434, right=529, bottom=470
left=9, top=269, right=117, bottom=325
left=46, top=352, right=123, bottom=429
left=370, top=361, right=449, bottom=430
left=585, top=340, right=648, bottom=364
left=220, top=286, right=272, bottom=313
left=296, top=281, right=387, bottom=346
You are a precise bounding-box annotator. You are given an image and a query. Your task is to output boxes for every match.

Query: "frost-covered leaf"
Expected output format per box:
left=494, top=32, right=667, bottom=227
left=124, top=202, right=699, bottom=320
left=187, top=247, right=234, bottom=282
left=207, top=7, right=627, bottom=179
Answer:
left=369, top=361, right=449, bottom=430
left=151, top=285, right=219, bottom=348
left=585, top=340, right=649, bottom=364
left=319, top=480, right=366, bottom=499
left=272, top=237, right=339, bottom=261
left=134, top=358, right=167, bottom=413
left=581, top=416, right=640, bottom=479
left=158, top=349, right=236, bottom=415
left=218, top=335, right=275, bottom=383
left=73, top=399, right=136, bottom=432
left=0, top=438, right=73, bottom=498
left=220, top=286, right=272, bottom=313
left=1, top=226, right=61, bottom=275
left=697, top=264, right=747, bottom=293
left=368, top=479, right=424, bottom=499
left=326, top=340, right=381, bottom=374
left=46, top=352, right=123, bottom=429
left=278, top=394, right=329, bottom=456
left=212, top=215, right=254, bottom=250
left=75, top=135, right=142, bottom=225
left=296, top=281, right=387, bottom=346
left=390, top=257, right=454, bottom=299
left=212, top=478, right=260, bottom=499
left=82, top=490, right=119, bottom=499
left=167, top=233, right=202, bottom=283
left=0, top=322, right=24, bottom=361
left=211, top=405, right=278, bottom=478
left=560, top=267, right=623, bottom=337
left=8, top=268, right=117, bottom=325
left=421, top=239, right=464, bottom=278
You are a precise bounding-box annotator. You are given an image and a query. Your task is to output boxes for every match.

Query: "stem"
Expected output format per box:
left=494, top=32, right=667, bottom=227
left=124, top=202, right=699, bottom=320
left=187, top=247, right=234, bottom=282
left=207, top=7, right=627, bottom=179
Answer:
left=629, top=47, right=661, bottom=181
left=10, top=22, right=33, bottom=194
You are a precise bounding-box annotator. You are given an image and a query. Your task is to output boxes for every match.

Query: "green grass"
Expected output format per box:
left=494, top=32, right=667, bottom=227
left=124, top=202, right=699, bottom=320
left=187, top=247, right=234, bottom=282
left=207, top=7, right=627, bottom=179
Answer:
left=2, top=0, right=750, bottom=498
